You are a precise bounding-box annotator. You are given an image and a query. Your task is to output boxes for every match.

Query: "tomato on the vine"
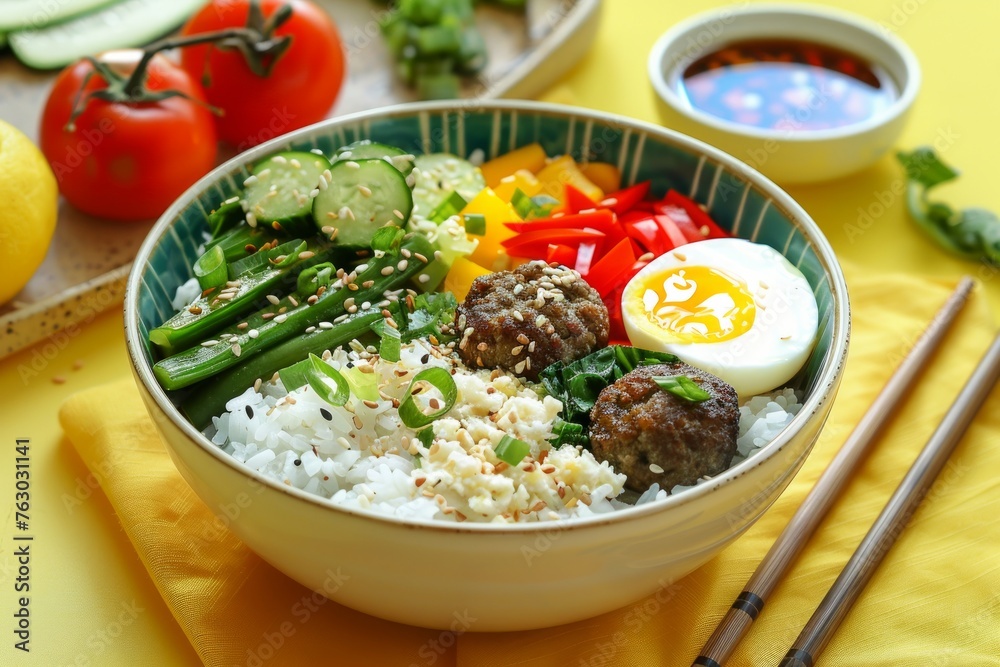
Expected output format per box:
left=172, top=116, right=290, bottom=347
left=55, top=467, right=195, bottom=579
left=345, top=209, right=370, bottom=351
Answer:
left=39, top=50, right=218, bottom=222
left=180, top=0, right=346, bottom=150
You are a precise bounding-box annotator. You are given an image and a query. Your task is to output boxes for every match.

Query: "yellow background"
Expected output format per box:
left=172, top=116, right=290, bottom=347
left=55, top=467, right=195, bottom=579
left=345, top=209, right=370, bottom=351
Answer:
left=1, top=0, right=999, bottom=665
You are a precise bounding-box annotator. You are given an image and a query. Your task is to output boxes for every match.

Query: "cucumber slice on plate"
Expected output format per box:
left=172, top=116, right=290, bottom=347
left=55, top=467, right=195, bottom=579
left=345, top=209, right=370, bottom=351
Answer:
left=9, top=0, right=208, bottom=70
left=0, top=0, right=121, bottom=33
left=335, top=141, right=416, bottom=177
left=244, top=151, right=332, bottom=229
left=411, top=153, right=485, bottom=220
left=312, top=158, right=413, bottom=246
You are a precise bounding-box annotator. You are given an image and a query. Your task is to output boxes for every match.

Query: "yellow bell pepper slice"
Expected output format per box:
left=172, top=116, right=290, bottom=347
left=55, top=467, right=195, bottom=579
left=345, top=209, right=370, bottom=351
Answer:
left=461, top=187, right=522, bottom=271
left=480, top=143, right=547, bottom=188
left=443, top=256, right=491, bottom=302
left=579, top=162, right=622, bottom=194
left=535, top=155, right=604, bottom=203
left=493, top=169, right=542, bottom=202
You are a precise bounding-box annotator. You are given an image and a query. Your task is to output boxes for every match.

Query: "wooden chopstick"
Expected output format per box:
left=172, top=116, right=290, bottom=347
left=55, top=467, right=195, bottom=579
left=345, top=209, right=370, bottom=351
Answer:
left=779, top=326, right=1000, bottom=666
left=692, top=277, right=976, bottom=667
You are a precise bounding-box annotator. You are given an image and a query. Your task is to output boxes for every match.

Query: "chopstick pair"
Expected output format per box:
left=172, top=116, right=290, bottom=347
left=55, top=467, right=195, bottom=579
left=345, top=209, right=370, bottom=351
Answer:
left=694, top=276, right=1000, bottom=666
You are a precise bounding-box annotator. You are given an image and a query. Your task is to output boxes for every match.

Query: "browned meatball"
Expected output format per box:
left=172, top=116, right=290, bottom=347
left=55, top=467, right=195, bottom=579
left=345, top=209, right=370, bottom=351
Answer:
left=455, top=261, right=609, bottom=381
left=589, top=362, right=739, bottom=493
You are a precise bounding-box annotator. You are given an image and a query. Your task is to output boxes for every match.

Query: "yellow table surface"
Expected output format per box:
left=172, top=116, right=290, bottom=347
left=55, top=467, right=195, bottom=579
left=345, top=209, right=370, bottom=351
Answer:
left=1, top=0, right=998, bottom=665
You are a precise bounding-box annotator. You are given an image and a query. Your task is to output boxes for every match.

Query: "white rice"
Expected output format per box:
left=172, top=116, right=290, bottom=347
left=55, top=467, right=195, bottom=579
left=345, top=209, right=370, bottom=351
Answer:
left=207, top=340, right=802, bottom=523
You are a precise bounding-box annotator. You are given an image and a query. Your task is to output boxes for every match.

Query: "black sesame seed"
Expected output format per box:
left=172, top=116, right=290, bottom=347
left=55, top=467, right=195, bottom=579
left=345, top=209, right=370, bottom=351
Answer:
left=294, top=459, right=301, bottom=466
left=421, top=354, right=430, bottom=364
left=320, top=408, right=333, bottom=421
left=245, top=405, right=254, bottom=419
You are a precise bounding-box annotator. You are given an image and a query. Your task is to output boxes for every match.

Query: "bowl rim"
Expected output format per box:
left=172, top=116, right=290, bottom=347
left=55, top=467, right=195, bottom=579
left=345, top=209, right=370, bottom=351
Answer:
left=124, top=98, right=851, bottom=535
left=647, top=2, right=922, bottom=143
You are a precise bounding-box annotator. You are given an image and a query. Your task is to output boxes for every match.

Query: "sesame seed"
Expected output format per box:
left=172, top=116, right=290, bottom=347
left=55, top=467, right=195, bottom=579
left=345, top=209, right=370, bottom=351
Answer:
left=246, top=212, right=257, bottom=228
left=188, top=306, right=202, bottom=315
left=511, top=345, right=523, bottom=356
left=248, top=329, right=260, bottom=339
left=243, top=175, right=258, bottom=186
left=380, top=266, right=394, bottom=276
left=345, top=161, right=360, bottom=169
left=274, top=314, right=288, bottom=324
left=357, top=184, right=373, bottom=197
left=397, top=259, right=408, bottom=271
left=649, top=463, right=665, bottom=474
left=200, top=340, right=219, bottom=347
left=298, top=251, right=315, bottom=260
left=319, top=321, right=334, bottom=330
left=237, top=322, right=249, bottom=329
left=272, top=155, right=287, bottom=164
left=393, top=209, right=405, bottom=220
left=353, top=415, right=363, bottom=429
left=266, top=294, right=280, bottom=305
left=232, top=343, right=242, bottom=357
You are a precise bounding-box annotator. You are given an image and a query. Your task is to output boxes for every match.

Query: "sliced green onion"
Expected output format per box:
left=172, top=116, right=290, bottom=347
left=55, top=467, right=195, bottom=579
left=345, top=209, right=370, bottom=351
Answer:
left=511, top=189, right=559, bottom=220
left=371, top=226, right=405, bottom=253
left=278, top=353, right=350, bottom=407
left=398, top=367, right=457, bottom=428
left=296, top=262, right=335, bottom=295
left=428, top=190, right=467, bottom=223
left=653, top=375, right=711, bottom=403
left=463, top=212, right=486, bottom=235
left=377, top=322, right=402, bottom=362
left=341, top=365, right=379, bottom=402
left=495, top=434, right=531, bottom=465
left=417, top=427, right=435, bottom=448
left=193, top=244, right=227, bottom=290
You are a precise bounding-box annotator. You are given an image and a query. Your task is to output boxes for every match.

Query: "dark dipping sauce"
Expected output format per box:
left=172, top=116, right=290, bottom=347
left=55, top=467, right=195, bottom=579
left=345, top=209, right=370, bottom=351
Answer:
left=679, top=39, right=898, bottom=131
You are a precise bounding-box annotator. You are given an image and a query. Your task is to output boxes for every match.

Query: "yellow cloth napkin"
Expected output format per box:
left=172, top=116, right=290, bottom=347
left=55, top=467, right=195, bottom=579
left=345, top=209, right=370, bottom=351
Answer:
left=59, top=266, right=1000, bottom=666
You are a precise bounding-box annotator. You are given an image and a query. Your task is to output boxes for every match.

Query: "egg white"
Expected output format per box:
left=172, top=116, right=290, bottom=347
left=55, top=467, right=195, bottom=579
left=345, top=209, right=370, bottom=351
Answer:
left=621, top=238, right=818, bottom=398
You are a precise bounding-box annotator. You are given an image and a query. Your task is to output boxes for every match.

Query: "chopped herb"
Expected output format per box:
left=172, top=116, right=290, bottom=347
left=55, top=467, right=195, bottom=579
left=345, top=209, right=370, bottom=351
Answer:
left=652, top=375, right=711, bottom=402
left=495, top=434, right=531, bottom=466
left=398, top=367, right=457, bottom=428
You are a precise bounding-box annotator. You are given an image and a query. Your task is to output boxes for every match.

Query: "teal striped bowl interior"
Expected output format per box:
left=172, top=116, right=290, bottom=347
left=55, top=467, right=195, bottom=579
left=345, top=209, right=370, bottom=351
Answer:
left=131, top=100, right=848, bottom=420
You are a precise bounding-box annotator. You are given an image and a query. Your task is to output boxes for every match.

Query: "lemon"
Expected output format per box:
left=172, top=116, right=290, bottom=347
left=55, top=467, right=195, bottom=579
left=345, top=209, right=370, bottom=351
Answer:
left=0, top=119, right=58, bottom=306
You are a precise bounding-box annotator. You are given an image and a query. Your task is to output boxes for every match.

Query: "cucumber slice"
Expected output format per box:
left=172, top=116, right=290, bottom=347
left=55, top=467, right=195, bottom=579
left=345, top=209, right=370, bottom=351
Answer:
left=0, top=0, right=121, bottom=33
left=411, top=153, right=485, bottom=221
left=244, top=151, right=332, bottom=229
left=312, top=158, right=413, bottom=247
left=335, top=140, right=416, bottom=176
left=9, top=0, right=208, bottom=70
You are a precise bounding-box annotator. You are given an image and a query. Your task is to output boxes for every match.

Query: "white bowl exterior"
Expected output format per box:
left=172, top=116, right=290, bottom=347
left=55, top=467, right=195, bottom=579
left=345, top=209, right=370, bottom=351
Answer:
left=649, top=4, right=921, bottom=184
left=131, top=364, right=836, bottom=631
left=124, top=100, right=850, bottom=631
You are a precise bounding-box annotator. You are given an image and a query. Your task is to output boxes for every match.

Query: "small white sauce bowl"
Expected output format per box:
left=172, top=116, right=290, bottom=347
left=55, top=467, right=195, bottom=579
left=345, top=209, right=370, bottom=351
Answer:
left=648, top=3, right=921, bottom=184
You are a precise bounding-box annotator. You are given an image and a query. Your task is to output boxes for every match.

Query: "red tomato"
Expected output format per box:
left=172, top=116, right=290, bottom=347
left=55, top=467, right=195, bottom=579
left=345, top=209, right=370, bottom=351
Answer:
left=180, top=0, right=345, bottom=149
left=39, top=50, right=218, bottom=222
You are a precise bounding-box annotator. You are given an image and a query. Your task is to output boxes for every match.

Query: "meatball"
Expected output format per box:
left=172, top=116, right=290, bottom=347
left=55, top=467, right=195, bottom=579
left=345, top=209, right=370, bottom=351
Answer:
left=589, top=362, right=739, bottom=493
left=455, top=261, right=609, bottom=381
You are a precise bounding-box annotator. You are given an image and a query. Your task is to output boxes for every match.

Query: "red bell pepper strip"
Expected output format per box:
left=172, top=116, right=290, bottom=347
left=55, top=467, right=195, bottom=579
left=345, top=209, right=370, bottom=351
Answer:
left=504, top=209, right=617, bottom=235
left=600, top=181, right=650, bottom=215
left=563, top=183, right=599, bottom=214
left=502, top=227, right=606, bottom=257
left=584, top=237, right=637, bottom=298
left=575, top=241, right=598, bottom=276
left=545, top=243, right=578, bottom=266
left=663, top=190, right=730, bottom=239
left=653, top=203, right=705, bottom=243
left=623, top=217, right=671, bottom=256
left=654, top=214, right=690, bottom=249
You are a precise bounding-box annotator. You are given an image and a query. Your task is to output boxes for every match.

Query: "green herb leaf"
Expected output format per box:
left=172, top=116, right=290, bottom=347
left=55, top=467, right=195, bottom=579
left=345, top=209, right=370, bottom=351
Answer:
left=548, top=418, right=588, bottom=448
left=494, top=434, right=531, bottom=465
left=371, top=226, right=405, bottom=253
left=652, top=375, right=711, bottom=403
left=398, top=366, right=457, bottom=428
left=897, top=148, right=1000, bottom=265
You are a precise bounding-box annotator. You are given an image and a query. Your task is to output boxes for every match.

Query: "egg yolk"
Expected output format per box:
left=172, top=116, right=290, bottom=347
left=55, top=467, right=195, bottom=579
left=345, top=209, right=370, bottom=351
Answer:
left=637, top=265, right=756, bottom=343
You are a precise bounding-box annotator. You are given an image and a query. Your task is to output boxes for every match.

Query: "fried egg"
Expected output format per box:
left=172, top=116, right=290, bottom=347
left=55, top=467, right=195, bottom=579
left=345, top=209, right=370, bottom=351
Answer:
left=621, top=238, right=818, bottom=397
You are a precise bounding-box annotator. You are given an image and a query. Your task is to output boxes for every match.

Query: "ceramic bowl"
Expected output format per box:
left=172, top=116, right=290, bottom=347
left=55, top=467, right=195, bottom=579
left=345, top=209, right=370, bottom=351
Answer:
left=124, top=100, right=849, bottom=631
left=648, top=3, right=921, bottom=184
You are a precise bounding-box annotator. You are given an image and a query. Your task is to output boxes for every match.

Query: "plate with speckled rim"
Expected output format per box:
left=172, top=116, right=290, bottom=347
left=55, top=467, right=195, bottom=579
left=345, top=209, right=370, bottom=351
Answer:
left=133, top=100, right=843, bottom=409
left=0, top=0, right=601, bottom=359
